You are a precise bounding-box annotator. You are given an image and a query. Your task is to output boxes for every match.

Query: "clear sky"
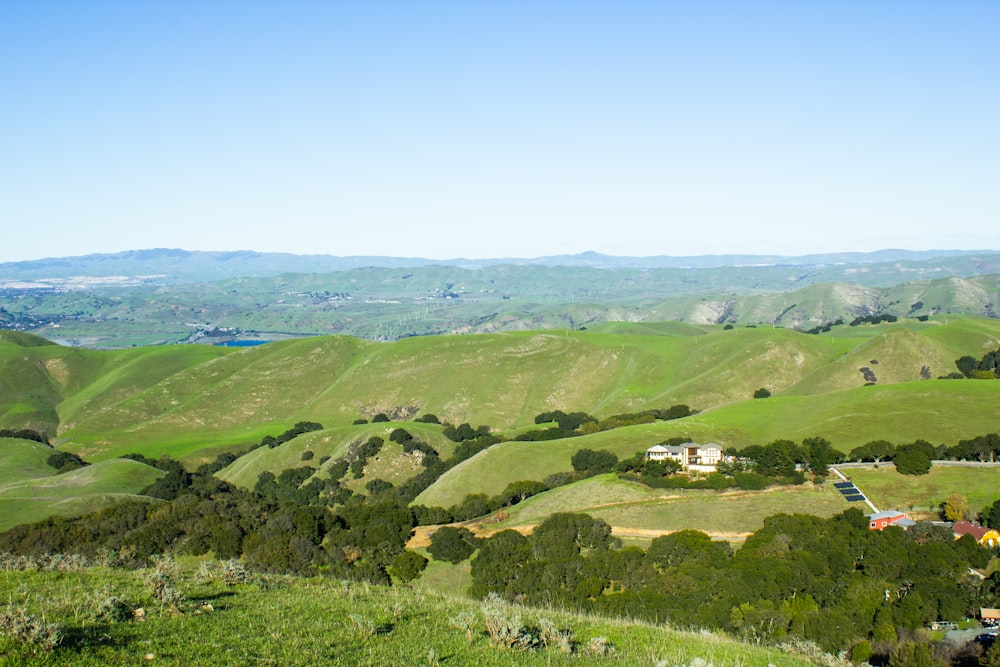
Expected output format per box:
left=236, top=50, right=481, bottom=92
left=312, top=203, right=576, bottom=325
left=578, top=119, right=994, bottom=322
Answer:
left=2, top=1, right=998, bottom=262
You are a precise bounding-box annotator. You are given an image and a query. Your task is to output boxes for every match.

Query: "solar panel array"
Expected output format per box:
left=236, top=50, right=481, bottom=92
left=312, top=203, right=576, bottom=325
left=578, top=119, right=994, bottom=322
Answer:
left=835, top=481, right=866, bottom=502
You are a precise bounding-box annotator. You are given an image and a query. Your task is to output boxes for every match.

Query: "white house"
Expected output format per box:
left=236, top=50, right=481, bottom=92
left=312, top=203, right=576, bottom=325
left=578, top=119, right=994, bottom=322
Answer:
left=645, top=443, right=724, bottom=471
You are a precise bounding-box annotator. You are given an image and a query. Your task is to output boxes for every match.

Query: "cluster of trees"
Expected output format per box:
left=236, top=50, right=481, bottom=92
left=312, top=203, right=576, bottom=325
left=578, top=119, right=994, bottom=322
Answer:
left=0, top=428, right=49, bottom=444
left=850, top=314, right=899, bottom=326
left=0, top=448, right=423, bottom=583
left=46, top=450, right=88, bottom=474
left=259, top=421, right=324, bottom=449
left=955, top=347, right=1000, bottom=379
left=804, top=318, right=845, bottom=335
left=846, top=434, right=1000, bottom=471
left=517, top=406, right=694, bottom=442
left=468, top=510, right=998, bottom=656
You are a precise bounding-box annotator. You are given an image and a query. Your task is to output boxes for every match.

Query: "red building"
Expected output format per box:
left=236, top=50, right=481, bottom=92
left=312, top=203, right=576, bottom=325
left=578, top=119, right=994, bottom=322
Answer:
left=867, top=510, right=908, bottom=530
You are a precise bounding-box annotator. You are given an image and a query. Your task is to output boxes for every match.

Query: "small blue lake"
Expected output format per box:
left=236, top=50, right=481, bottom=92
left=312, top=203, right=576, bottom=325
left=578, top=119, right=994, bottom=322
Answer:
left=214, top=340, right=272, bottom=347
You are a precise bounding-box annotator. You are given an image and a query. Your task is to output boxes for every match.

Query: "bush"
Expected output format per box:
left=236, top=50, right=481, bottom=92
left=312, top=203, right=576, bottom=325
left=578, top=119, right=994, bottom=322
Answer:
left=481, top=592, right=536, bottom=650
left=428, top=526, right=480, bottom=563
left=894, top=443, right=933, bottom=475
left=734, top=472, right=770, bottom=490
left=571, top=449, right=618, bottom=476
left=389, top=549, right=428, bottom=583
left=753, top=387, right=771, bottom=398
left=0, top=608, right=62, bottom=651
left=47, top=451, right=88, bottom=473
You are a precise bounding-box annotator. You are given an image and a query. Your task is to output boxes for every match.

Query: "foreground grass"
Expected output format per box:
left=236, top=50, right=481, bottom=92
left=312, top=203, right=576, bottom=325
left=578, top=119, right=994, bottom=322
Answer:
left=0, top=564, right=815, bottom=666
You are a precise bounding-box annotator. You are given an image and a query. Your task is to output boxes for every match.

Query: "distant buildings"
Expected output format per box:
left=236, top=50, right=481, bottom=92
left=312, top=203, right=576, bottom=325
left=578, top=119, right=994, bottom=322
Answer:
left=646, top=443, right=724, bottom=472
left=952, top=520, right=1000, bottom=547
left=867, top=510, right=914, bottom=531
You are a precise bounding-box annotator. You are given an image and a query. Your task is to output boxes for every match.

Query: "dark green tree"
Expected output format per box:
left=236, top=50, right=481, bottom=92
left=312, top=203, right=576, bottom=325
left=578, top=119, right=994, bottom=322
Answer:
left=893, top=443, right=932, bottom=475
left=469, top=529, right=532, bottom=599
left=427, top=526, right=480, bottom=563
left=571, top=449, right=618, bottom=476
left=983, top=499, right=1000, bottom=529
left=389, top=549, right=428, bottom=583
left=803, top=436, right=838, bottom=476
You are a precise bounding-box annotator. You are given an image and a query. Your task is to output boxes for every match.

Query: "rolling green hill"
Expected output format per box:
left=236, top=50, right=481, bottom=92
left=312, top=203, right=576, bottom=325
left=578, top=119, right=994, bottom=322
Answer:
left=488, top=474, right=852, bottom=539
left=1, top=317, right=997, bottom=467
left=0, top=438, right=164, bottom=531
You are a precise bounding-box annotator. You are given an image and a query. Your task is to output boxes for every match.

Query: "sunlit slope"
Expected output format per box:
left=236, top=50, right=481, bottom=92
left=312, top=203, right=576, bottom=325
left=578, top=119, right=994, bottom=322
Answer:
left=0, top=452, right=164, bottom=531
left=683, top=380, right=1000, bottom=446
left=0, top=331, right=230, bottom=436
left=0, top=437, right=60, bottom=485
left=413, top=423, right=689, bottom=508
left=0, top=316, right=995, bottom=463
left=413, top=379, right=1000, bottom=508
left=55, top=344, right=230, bottom=432
left=217, top=422, right=456, bottom=490
left=492, top=474, right=850, bottom=537
left=63, top=336, right=372, bottom=458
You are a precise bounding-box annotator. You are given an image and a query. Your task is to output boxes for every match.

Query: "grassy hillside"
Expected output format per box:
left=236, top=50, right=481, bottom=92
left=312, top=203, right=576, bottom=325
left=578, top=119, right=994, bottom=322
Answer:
left=217, top=422, right=456, bottom=491
left=412, top=376, right=1000, bottom=509
left=0, top=564, right=814, bottom=666
left=0, top=437, right=60, bottom=485
left=1, top=316, right=998, bottom=481
left=0, top=443, right=164, bottom=531
left=482, top=474, right=852, bottom=542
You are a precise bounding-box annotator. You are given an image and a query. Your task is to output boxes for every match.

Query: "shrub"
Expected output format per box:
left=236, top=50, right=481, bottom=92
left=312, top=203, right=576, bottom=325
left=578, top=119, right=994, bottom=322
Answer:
left=733, top=472, right=770, bottom=490
left=389, top=550, right=427, bottom=583
left=850, top=639, right=873, bottom=664
left=144, top=556, right=185, bottom=610
left=571, top=449, right=618, bottom=476
left=481, top=592, right=536, bottom=650
left=428, top=526, right=479, bottom=563
left=47, top=450, right=88, bottom=473
left=0, top=608, right=62, bottom=651
left=90, top=589, right=135, bottom=623
left=753, top=387, right=771, bottom=398
left=221, top=559, right=252, bottom=585
left=449, top=611, right=476, bottom=646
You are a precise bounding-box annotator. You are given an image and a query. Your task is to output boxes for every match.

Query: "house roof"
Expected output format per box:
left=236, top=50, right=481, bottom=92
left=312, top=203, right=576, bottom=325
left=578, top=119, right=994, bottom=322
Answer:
left=868, top=510, right=906, bottom=521
left=953, top=520, right=990, bottom=540
left=646, top=445, right=670, bottom=453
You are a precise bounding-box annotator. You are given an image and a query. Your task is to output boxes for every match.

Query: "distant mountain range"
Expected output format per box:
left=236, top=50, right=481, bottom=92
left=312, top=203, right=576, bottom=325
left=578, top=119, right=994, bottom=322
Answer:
left=1, top=247, right=996, bottom=284
left=2, top=248, right=1000, bottom=348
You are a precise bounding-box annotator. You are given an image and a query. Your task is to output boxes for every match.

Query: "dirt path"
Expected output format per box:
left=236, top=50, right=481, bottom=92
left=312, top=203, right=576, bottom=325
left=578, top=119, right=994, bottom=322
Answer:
left=407, top=521, right=750, bottom=549
left=406, top=485, right=812, bottom=549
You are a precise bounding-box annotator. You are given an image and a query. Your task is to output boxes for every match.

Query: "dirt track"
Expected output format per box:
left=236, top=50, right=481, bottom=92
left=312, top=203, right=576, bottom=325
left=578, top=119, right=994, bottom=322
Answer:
left=406, top=522, right=749, bottom=549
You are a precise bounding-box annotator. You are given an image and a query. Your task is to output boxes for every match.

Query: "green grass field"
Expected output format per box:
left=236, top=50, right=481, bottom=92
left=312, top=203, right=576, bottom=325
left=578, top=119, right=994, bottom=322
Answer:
left=492, top=474, right=852, bottom=539
left=0, top=563, right=815, bottom=666
left=0, top=441, right=164, bottom=532
left=838, top=464, right=1000, bottom=518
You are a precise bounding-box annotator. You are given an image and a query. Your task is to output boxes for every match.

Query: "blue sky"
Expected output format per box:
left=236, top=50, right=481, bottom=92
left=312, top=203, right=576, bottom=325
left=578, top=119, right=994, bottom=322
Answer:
left=2, top=1, right=998, bottom=262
